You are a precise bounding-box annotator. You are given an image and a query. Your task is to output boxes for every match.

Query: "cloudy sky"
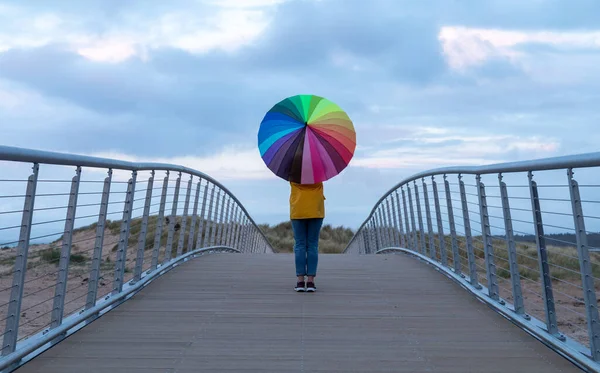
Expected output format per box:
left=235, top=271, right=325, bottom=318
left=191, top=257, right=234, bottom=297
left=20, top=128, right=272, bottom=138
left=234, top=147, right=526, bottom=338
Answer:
left=1, top=0, right=599, bottom=228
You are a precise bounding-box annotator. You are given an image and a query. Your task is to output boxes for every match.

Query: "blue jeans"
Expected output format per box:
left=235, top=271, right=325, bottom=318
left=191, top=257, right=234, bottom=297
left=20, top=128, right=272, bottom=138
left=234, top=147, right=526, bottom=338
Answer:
left=291, top=218, right=323, bottom=277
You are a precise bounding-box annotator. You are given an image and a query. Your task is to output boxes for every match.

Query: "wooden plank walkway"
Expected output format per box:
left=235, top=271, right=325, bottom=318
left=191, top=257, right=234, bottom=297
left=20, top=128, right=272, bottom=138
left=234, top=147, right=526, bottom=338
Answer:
left=17, top=253, right=581, bottom=373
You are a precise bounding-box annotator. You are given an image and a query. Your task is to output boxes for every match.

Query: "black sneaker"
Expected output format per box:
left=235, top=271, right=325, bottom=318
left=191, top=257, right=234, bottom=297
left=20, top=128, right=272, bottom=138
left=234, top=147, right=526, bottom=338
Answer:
left=306, top=282, right=316, bottom=292
left=295, top=281, right=306, bottom=292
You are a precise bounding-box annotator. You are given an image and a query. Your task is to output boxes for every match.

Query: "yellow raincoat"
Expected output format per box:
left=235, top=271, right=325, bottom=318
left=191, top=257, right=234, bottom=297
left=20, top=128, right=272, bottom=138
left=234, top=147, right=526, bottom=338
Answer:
left=289, top=182, right=325, bottom=219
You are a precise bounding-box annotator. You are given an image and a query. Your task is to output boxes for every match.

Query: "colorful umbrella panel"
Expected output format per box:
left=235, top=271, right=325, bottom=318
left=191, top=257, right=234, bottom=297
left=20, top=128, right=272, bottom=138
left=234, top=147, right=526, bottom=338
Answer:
left=258, top=95, right=356, bottom=184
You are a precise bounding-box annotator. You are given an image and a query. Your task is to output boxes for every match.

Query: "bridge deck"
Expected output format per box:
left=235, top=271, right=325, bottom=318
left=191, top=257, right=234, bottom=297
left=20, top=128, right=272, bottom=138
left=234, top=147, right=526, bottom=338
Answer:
left=17, top=253, right=579, bottom=373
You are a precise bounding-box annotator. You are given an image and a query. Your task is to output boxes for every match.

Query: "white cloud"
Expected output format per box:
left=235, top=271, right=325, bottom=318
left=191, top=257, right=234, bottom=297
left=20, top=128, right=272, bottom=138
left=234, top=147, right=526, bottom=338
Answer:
left=206, top=0, right=288, bottom=8
left=439, top=26, right=600, bottom=70
left=77, top=39, right=139, bottom=63
left=89, top=146, right=276, bottom=181
left=353, top=131, right=560, bottom=170
left=0, top=4, right=277, bottom=63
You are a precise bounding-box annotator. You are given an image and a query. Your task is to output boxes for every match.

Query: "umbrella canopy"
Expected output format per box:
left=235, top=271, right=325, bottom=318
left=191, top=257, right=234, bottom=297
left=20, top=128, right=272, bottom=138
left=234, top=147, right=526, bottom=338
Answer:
left=258, top=94, right=356, bottom=184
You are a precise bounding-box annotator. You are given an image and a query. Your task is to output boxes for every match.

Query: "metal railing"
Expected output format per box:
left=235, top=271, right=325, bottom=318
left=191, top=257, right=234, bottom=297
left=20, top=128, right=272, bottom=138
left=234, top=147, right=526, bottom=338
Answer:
left=0, top=145, right=273, bottom=371
left=344, top=151, right=600, bottom=372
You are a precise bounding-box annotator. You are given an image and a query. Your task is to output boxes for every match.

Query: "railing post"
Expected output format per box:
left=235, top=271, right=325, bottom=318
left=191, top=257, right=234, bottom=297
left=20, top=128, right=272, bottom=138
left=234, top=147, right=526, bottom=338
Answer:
left=2, top=163, right=39, bottom=356
left=86, top=169, right=112, bottom=310
left=51, top=166, right=82, bottom=329
left=250, top=228, right=257, bottom=253
left=238, top=216, right=246, bottom=250
left=376, top=209, right=384, bottom=249
left=499, top=173, right=525, bottom=315
left=238, top=211, right=245, bottom=250
left=113, top=171, right=137, bottom=294
left=477, top=174, right=499, bottom=301
left=379, top=201, right=393, bottom=247
left=422, top=179, right=436, bottom=260
left=133, top=171, right=154, bottom=283
left=385, top=199, right=395, bottom=247
left=394, top=191, right=406, bottom=248
left=151, top=171, right=169, bottom=270
left=528, top=171, right=560, bottom=337
left=187, top=179, right=202, bottom=252
left=444, top=175, right=461, bottom=274
left=404, top=187, right=416, bottom=251
left=164, top=172, right=181, bottom=262
left=568, top=168, right=600, bottom=359
left=459, top=174, right=480, bottom=288
left=233, top=208, right=242, bottom=249
left=176, top=175, right=193, bottom=257
left=244, top=217, right=251, bottom=252
left=432, top=176, right=448, bottom=266
left=369, top=218, right=378, bottom=253
left=413, top=182, right=427, bottom=255
left=216, top=193, right=227, bottom=245
left=229, top=206, right=238, bottom=247
left=358, top=230, right=365, bottom=254
left=209, top=189, right=221, bottom=246
left=224, top=198, right=232, bottom=246
left=198, top=182, right=212, bottom=248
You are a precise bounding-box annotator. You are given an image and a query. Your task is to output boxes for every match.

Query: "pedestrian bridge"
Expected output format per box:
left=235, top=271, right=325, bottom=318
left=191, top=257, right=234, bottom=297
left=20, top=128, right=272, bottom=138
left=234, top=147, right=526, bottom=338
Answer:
left=0, top=145, right=599, bottom=372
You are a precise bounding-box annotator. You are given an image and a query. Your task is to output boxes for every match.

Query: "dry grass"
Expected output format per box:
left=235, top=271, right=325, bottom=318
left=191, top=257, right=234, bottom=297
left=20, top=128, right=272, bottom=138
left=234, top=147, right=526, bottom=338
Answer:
left=261, top=221, right=354, bottom=254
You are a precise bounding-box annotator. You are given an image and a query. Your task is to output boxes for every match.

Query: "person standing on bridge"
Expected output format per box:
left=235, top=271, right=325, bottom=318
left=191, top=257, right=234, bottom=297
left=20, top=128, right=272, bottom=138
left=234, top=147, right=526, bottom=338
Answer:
left=290, top=181, right=325, bottom=292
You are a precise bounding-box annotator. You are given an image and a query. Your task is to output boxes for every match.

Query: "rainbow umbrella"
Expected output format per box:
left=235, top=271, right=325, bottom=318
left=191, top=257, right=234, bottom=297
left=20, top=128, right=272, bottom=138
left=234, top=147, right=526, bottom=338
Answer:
left=258, top=94, right=356, bottom=184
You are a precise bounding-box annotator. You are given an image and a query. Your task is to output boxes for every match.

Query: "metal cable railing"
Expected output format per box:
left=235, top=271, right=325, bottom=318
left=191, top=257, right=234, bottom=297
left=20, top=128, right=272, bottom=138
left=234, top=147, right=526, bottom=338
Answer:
left=343, top=151, right=600, bottom=372
left=0, top=145, right=273, bottom=371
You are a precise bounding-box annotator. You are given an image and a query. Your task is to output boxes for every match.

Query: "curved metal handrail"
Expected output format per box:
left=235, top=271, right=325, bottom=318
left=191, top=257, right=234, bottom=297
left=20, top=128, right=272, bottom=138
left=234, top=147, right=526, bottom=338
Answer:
left=344, top=150, right=600, bottom=372
left=0, top=145, right=270, bottom=245
left=358, top=150, right=600, bottom=237
left=0, top=145, right=274, bottom=372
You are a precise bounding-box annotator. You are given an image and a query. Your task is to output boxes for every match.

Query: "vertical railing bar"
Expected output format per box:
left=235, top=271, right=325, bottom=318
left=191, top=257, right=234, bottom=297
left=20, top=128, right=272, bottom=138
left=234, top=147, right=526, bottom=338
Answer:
left=112, top=170, right=137, bottom=294
left=498, top=173, right=525, bottom=315
left=407, top=186, right=418, bottom=252
left=372, top=218, right=379, bottom=253
left=477, top=174, right=499, bottom=301
left=254, top=227, right=260, bottom=253
left=133, top=171, right=154, bottom=283
left=388, top=196, right=397, bottom=247
left=164, top=172, right=181, bottom=262
left=229, top=201, right=236, bottom=247
left=362, top=222, right=369, bottom=254
left=383, top=196, right=396, bottom=247
left=242, top=216, right=250, bottom=252
left=187, top=179, right=202, bottom=252
left=50, top=166, right=82, bottom=329
left=224, top=198, right=232, bottom=247
left=422, top=178, right=435, bottom=260
left=216, top=193, right=227, bottom=245
left=432, top=176, right=448, bottom=266
left=384, top=196, right=398, bottom=247
left=359, top=229, right=365, bottom=254
left=209, top=189, right=220, bottom=247
left=460, top=174, right=480, bottom=288
left=394, top=191, right=406, bottom=248
left=444, top=175, right=461, bottom=274
left=233, top=208, right=242, bottom=249
left=2, top=163, right=39, bottom=355
left=176, top=174, right=193, bottom=257
left=404, top=187, right=415, bottom=251
left=238, top=216, right=246, bottom=251
left=528, top=171, right=560, bottom=338
left=413, top=182, right=427, bottom=255
left=85, top=169, right=112, bottom=310
left=151, top=171, right=169, bottom=270
left=375, top=209, right=384, bottom=250
left=198, top=182, right=211, bottom=248
left=568, top=168, right=600, bottom=359
left=249, top=227, right=255, bottom=253
left=381, top=201, right=389, bottom=247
